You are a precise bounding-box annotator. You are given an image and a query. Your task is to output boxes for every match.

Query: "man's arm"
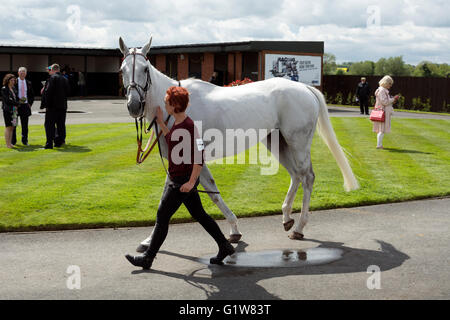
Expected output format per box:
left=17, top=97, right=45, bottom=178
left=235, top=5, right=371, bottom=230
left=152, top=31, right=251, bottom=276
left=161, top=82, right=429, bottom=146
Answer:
left=65, top=78, right=70, bottom=96
left=28, top=81, right=35, bottom=106
left=45, top=76, right=54, bottom=100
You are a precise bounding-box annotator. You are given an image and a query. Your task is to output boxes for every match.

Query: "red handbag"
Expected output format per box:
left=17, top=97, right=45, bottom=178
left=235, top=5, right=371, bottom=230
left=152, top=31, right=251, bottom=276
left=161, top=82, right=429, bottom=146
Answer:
left=370, top=108, right=385, bottom=122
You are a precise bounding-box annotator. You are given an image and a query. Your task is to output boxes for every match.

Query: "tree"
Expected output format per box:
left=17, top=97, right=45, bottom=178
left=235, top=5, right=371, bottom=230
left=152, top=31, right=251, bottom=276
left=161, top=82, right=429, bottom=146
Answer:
left=375, top=56, right=411, bottom=76
left=323, top=53, right=337, bottom=75
left=413, top=61, right=450, bottom=77
left=348, top=61, right=375, bottom=75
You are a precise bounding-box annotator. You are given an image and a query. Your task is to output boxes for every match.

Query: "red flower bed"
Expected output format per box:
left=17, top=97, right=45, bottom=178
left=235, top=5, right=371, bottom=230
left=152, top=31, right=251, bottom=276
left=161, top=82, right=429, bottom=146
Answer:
left=224, top=78, right=253, bottom=87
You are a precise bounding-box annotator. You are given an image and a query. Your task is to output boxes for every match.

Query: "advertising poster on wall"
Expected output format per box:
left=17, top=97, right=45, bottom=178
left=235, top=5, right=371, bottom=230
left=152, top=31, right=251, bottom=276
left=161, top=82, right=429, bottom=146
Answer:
left=264, top=53, right=322, bottom=86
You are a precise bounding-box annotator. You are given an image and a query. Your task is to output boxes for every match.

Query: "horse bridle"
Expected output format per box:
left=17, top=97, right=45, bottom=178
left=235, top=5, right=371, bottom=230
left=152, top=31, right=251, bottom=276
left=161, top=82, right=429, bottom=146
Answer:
left=122, top=48, right=155, bottom=164
left=123, top=47, right=151, bottom=115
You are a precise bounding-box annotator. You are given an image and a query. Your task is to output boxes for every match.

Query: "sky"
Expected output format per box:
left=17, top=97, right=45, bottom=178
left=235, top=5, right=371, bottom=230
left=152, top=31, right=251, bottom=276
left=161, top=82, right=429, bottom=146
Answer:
left=0, top=0, right=448, bottom=65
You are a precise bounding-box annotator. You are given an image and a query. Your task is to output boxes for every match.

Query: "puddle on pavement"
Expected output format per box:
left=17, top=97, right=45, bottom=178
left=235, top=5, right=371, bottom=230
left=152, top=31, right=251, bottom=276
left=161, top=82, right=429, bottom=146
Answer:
left=198, top=247, right=344, bottom=268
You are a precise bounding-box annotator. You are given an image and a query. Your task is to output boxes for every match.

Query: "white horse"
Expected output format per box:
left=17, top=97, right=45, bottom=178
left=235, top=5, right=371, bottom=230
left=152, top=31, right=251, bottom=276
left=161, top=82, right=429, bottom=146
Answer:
left=119, top=37, right=359, bottom=252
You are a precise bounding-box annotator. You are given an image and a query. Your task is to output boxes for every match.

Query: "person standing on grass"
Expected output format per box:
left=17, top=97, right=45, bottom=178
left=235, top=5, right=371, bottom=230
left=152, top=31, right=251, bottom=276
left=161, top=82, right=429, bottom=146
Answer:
left=42, top=64, right=70, bottom=149
left=356, top=77, right=371, bottom=115
left=372, top=75, right=400, bottom=149
left=1, top=74, right=19, bottom=149
left=125, top=86, right=235, bottom=270
left=12, top=67, right=34, bottom=146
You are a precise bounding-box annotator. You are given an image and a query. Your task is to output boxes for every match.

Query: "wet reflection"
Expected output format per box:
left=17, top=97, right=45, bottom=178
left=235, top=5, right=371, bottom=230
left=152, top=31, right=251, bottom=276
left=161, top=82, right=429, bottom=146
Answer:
left=198, top=247, right=344, bottom=268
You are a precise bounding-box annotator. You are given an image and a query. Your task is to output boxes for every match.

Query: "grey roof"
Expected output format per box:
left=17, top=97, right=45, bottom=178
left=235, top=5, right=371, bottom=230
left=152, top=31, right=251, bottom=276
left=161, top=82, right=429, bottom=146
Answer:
left=0, top=41, right=323, bottom=56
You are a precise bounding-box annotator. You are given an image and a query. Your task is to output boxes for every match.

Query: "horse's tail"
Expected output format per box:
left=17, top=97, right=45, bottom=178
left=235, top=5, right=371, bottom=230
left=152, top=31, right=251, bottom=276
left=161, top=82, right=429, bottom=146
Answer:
left=307, top=86, right=359, bottom=191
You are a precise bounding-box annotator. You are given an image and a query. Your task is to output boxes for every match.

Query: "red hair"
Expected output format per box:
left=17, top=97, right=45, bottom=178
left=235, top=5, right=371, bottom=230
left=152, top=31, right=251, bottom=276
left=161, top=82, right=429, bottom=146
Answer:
left=166, top=86, right=189, bottom=113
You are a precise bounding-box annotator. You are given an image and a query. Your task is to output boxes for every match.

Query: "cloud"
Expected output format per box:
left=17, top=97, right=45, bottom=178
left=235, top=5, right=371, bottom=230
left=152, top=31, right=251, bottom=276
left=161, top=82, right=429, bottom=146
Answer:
left=0, top=0, right=448, bottom=64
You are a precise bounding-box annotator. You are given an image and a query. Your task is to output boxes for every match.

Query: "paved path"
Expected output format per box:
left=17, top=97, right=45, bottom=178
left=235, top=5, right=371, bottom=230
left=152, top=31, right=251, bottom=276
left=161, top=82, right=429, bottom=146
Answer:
left=5, top=99, right=449, bottom=300
left=0, top=197, right=448, bottom=300
left=27, top=99, right=450, bottom=126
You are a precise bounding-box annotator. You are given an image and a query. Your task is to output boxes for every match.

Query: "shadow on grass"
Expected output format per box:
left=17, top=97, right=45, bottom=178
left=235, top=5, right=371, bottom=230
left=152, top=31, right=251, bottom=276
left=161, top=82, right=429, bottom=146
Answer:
left=383, top=147, right=433, bottom=155
left=54, top=144, right=92, bottom=153
left=13, top=144, right=91, bottom=153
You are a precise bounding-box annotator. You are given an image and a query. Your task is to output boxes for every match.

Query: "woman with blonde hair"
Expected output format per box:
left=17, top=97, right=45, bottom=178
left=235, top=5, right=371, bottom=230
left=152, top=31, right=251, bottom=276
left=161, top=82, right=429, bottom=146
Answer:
left=372, top=75, right=400, bottom=149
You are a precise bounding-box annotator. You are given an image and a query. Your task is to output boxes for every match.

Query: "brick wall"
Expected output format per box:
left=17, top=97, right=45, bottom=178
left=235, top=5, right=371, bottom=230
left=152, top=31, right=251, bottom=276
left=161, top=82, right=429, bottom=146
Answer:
left=177, top=54, right=189, bottom=80
left=155, top=55, right=166, bottom=73
left=235, top=52, right=243, bottom=81
left=202, top=52, right=214, bottom=82
left=227, top=53, right=235, bottom=82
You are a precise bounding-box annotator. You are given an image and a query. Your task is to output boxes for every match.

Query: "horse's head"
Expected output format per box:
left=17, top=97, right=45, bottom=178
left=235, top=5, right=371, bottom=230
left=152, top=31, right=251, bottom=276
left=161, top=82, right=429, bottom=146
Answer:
left=119, top=37, right=152, bottom=119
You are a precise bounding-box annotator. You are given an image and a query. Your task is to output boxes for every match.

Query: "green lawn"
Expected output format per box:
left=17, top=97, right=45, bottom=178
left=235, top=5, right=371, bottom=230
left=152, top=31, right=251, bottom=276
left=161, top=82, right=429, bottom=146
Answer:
left=0, top=118, right=449, bottom=232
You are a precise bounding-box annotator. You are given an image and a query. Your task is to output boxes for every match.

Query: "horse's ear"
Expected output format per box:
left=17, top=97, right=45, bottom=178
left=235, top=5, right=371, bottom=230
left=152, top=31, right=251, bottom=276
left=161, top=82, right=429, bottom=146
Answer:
left=119, top=37, right=129, bottom=56
left=141, top=36, right=152, bottom=57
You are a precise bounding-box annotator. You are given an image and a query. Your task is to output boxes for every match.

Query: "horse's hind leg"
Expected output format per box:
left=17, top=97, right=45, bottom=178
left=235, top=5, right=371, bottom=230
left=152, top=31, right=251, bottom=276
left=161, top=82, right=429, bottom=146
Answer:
left=199, top=165, right=242, bottom=243
left=289, top=160, right=314, bottom=240
left=262, top=131, right=315, bottom=239
left=262, top=133, right=300, bottom=231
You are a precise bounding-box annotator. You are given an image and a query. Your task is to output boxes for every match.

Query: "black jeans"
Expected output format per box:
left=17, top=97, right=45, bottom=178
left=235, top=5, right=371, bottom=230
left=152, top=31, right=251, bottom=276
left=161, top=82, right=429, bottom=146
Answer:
left=45, top=108, right=67, bottom=146
left=11, top=114, right=29, bottom=145
left=145, top=176, right=228, bottom=258
left=359, top=98, right=369, bottom=114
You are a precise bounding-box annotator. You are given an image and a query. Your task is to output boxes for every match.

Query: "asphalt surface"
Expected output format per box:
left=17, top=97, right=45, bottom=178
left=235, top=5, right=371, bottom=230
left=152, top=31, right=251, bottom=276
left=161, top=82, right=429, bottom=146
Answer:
left=2, top=99, right=449, bottom=300
left=0, top=197, right=449, bottom=300
left=27, top=99, right=450, bottom=126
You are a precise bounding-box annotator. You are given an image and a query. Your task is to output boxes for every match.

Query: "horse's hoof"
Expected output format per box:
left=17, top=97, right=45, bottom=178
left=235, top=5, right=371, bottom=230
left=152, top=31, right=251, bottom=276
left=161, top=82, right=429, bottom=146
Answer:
left=283, top=219, right=295, bottom=231
left=228, top=234, right=242, bottom=243
left=136, top=244, right=149, bottom=253
left=288, top=232, right=304, bottom=240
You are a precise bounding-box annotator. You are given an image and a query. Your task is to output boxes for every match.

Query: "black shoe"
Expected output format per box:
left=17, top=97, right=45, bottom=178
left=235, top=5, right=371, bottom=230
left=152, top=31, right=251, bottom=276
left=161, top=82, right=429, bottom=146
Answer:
left=44, top=144, right=53, bottom=149
left=22, top=141, right=28, bottom=146
left=136, top=244, right=149, bottom=253
left=55, top=142, right=65, bottom=148
left=125, top=254, right=154, bottom=270
left=210, top=241, right=235, bottom=265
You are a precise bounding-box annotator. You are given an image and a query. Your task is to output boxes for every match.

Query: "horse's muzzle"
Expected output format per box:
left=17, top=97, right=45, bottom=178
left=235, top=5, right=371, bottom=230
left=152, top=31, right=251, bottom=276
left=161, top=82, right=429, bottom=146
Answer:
left=127, top=92, right=144, bottom=118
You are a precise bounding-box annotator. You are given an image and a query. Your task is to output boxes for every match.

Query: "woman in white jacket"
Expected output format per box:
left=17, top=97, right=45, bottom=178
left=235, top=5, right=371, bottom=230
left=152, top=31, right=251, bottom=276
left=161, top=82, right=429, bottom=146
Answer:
left=372, top=76, right=400, bottom=149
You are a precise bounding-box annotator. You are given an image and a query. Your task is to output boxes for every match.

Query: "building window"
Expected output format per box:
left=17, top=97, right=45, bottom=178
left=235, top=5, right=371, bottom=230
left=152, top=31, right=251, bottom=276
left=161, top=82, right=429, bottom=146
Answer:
left=214, top=53, right=228, bottom=86
left=242, top=52, right=259, bottom=81
left=189, top=53, right=202, bottom=79
left=166, top=54, right=178, bottom=79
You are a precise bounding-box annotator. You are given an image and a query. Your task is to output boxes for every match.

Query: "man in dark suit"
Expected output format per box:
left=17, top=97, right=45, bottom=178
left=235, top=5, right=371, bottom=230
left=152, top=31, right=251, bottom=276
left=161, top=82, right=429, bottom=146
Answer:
left=356, top=77, right=371, bottom=115
left=42, top=64, right=70, bottom=149
left=12, top=67, right=34, bottom=145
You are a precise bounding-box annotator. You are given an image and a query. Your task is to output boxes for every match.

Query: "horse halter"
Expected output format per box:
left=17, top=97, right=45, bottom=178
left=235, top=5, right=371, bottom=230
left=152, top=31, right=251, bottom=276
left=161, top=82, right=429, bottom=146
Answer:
left=123, top=47, right=152, bottom=117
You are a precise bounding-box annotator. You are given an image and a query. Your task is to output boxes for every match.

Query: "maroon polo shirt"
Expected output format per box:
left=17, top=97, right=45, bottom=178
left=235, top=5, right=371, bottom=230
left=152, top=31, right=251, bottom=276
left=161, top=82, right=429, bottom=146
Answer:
left=165, top=116, right=204, bottom=178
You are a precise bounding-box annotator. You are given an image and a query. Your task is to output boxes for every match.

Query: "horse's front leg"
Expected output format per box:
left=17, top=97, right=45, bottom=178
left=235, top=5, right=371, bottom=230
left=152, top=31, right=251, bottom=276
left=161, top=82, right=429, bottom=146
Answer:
left=136, top=175, right=170, bottom=253
left=199, top=165, right=242, bottom=243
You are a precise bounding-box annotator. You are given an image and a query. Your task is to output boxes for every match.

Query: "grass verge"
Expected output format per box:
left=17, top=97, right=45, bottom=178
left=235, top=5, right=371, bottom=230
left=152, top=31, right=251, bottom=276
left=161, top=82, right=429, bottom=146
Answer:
left=0, top=118, right=449, bottom=232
